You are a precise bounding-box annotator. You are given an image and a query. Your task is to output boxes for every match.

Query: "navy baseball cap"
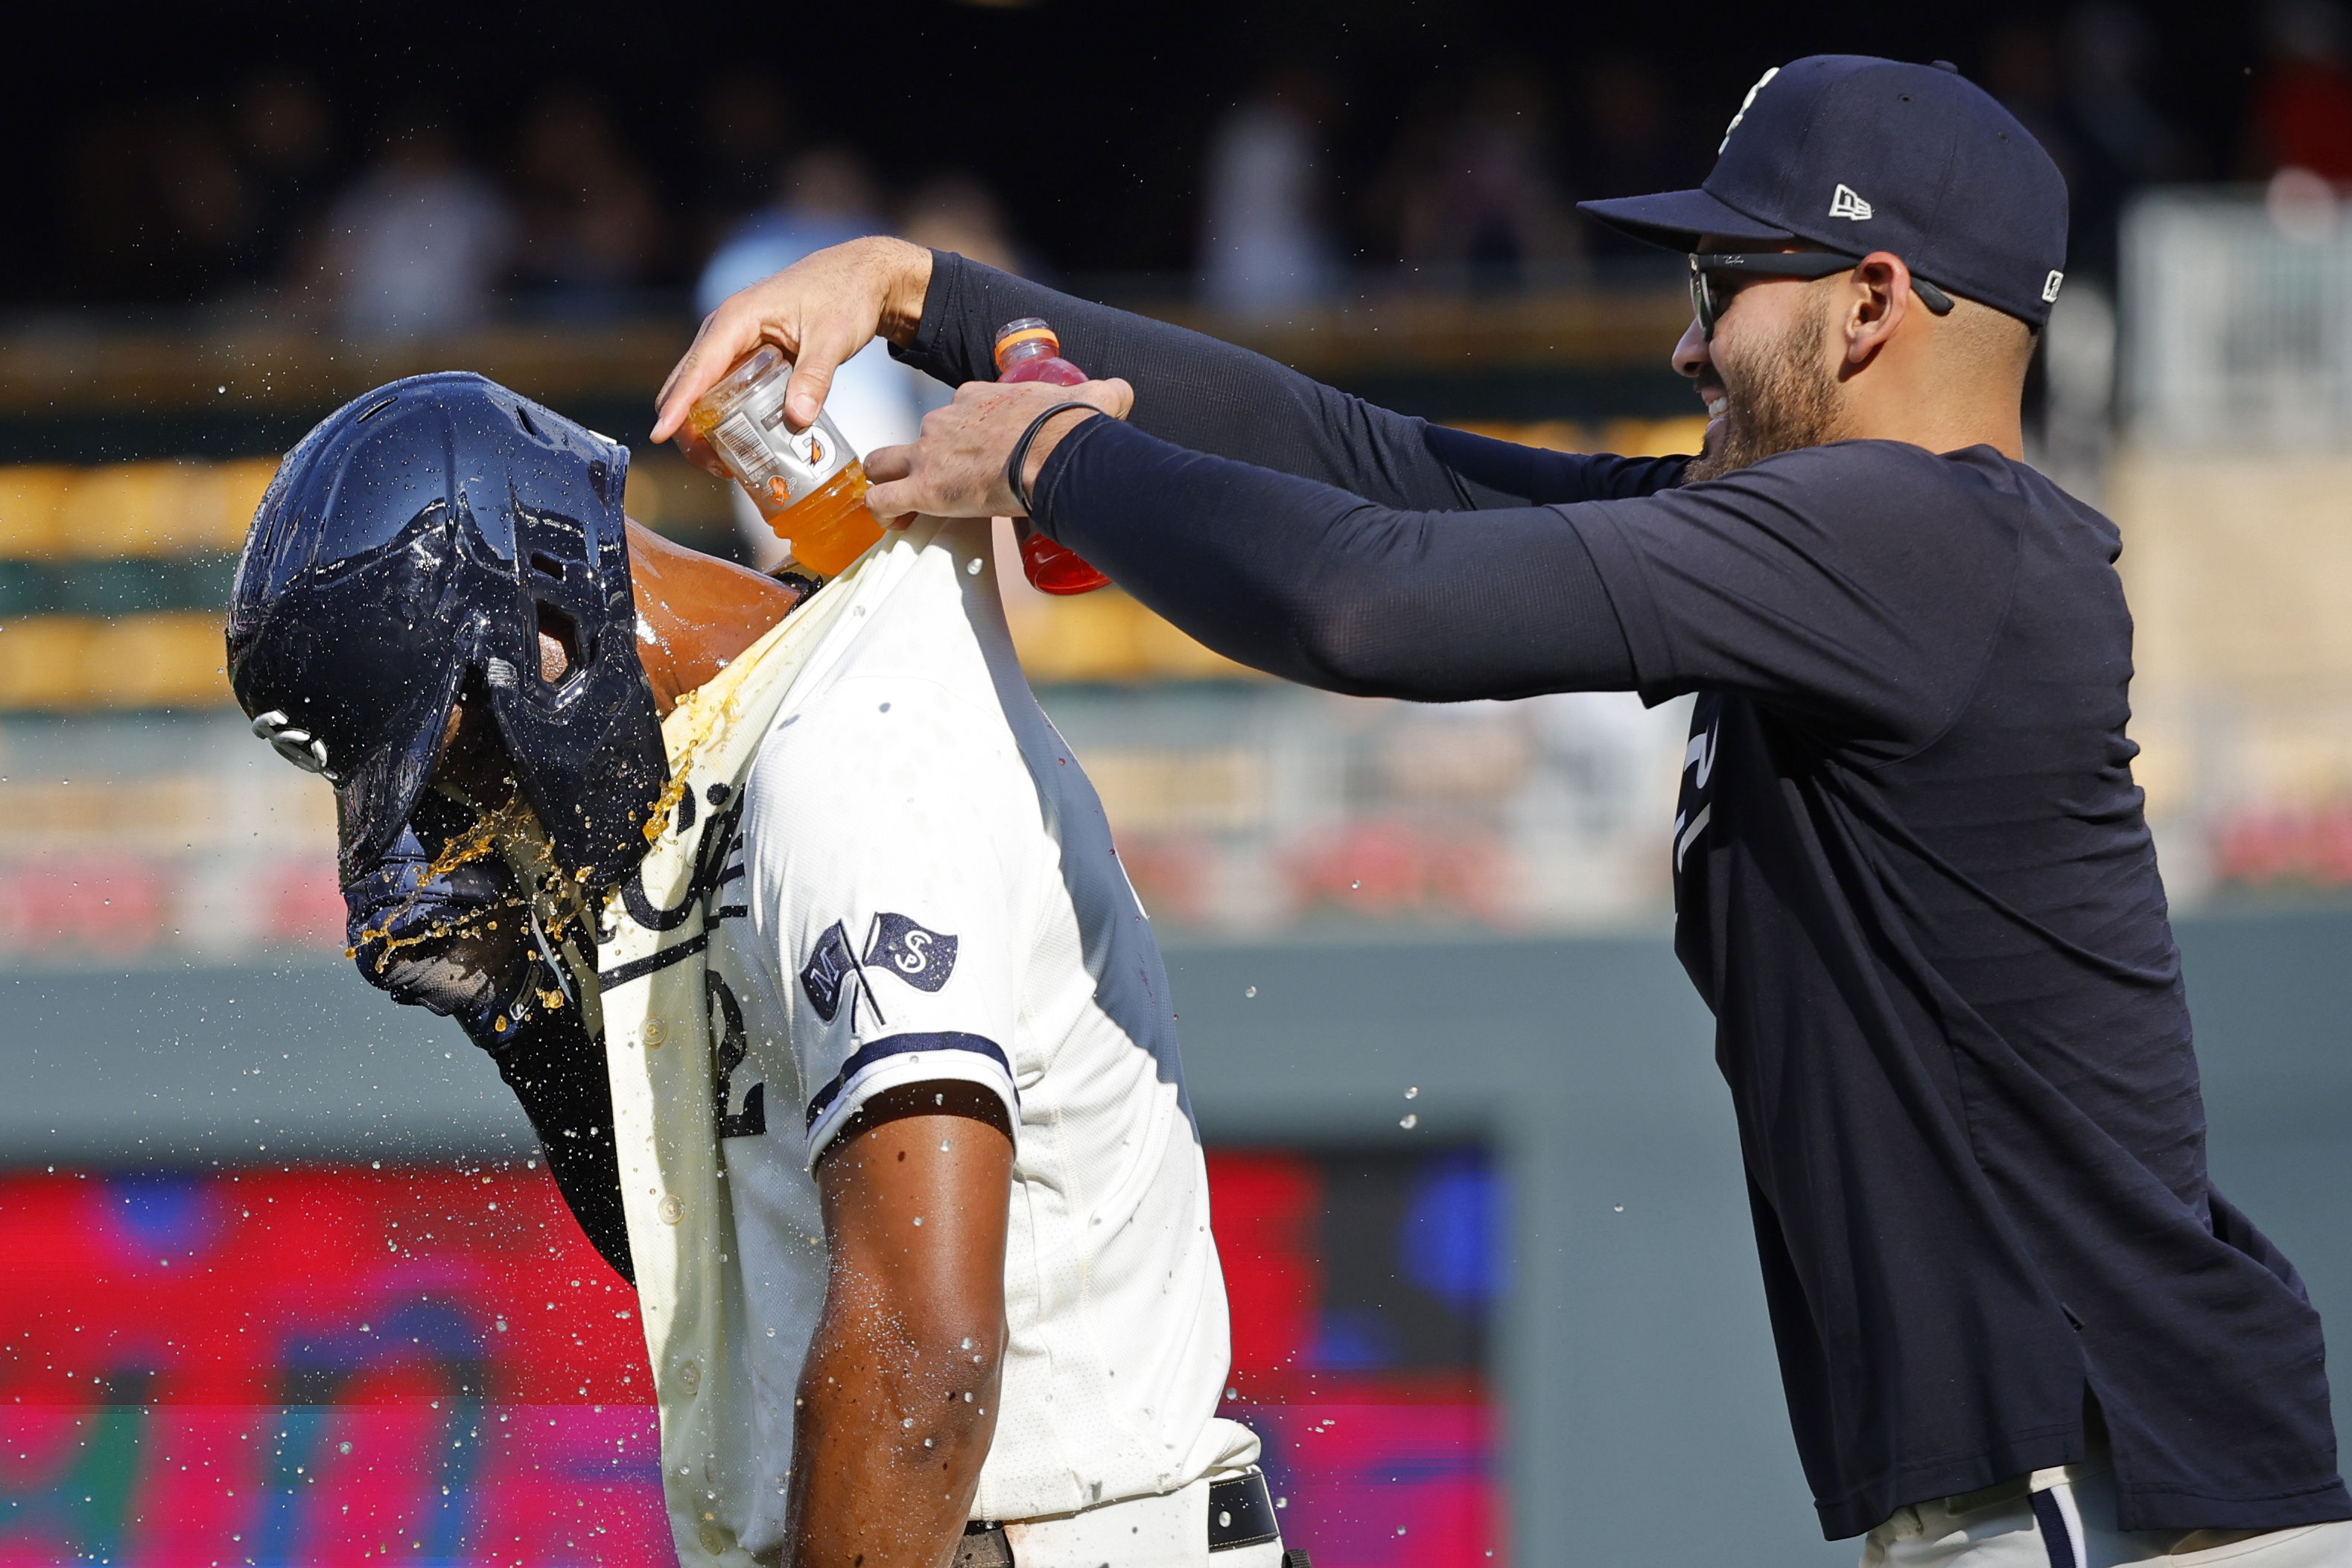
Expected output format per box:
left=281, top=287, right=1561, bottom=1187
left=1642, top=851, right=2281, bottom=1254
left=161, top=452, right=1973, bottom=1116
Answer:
left=1579, top=55, right=2070, bottom=327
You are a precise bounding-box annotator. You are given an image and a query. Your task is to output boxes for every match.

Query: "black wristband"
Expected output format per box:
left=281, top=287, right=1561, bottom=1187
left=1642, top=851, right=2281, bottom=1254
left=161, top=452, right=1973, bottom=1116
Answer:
left=1004, top=401, right=1100, bottom=516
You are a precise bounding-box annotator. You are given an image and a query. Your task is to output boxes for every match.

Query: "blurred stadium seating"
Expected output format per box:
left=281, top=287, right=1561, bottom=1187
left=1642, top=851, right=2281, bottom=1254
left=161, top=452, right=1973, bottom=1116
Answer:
left=27, top=190, right=2352, bottom=943
left=0, top=290, right=1712, bottom=959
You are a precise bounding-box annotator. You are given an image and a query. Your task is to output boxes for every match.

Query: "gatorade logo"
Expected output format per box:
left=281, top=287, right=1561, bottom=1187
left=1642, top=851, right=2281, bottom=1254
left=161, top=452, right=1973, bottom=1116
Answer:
left=2043, top=270, right=2065, bottom=304
left=1719, top=66, right=1781, bottom=153
left=1828, top=184, right=1875, bottom=221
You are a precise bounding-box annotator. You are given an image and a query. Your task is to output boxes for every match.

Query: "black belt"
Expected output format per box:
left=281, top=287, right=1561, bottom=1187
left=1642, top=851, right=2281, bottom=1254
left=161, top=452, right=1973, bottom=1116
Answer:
left=956, top=1470, right=1303, bottom=1566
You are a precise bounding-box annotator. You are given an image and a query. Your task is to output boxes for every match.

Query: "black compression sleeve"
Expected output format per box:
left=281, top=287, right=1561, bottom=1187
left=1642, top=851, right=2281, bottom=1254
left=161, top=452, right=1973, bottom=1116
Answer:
left=1031, top=416, right=1636, bottom=701
left=894, top=252, right=1691, bottom=511
left=468, top=1010, right=635, bottom=1285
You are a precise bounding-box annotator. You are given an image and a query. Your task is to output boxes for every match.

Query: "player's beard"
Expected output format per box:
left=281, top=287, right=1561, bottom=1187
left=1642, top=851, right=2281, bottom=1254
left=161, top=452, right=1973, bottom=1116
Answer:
left=1684, top=296, right=1844, bottom=482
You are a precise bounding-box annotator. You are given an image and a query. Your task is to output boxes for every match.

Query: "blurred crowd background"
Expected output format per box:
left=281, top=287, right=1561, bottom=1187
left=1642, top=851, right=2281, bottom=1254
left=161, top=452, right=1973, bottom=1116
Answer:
left=0, top=0, right=2348, bottom=959
left=2, top=1, right=2319, bottom=321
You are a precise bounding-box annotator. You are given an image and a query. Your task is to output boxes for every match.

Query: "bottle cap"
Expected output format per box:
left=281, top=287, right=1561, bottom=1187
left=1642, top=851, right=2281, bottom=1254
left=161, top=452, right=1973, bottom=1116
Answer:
left=994, top=318, right=1059, bottom=369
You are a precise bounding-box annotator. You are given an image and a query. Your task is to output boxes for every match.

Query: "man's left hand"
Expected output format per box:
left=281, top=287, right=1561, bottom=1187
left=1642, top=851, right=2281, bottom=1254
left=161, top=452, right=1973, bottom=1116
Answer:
left=865, top=377, right=1133, bottom=523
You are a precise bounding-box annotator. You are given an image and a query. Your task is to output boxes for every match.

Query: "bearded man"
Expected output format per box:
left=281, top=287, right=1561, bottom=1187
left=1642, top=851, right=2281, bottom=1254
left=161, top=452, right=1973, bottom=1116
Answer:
left=655, top=52, right=2352, bottom=1568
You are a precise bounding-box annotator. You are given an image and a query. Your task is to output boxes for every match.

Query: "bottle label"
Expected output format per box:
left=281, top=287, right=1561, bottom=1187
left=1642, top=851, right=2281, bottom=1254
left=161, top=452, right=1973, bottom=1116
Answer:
left=712, top=398, right=854, bottom=509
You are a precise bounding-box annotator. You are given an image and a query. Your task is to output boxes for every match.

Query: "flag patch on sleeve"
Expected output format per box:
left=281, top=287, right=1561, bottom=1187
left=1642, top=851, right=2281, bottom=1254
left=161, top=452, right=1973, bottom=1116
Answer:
left=863, top=913, right=958, bottom=992
left=798, top=920, right=859, bottom=1022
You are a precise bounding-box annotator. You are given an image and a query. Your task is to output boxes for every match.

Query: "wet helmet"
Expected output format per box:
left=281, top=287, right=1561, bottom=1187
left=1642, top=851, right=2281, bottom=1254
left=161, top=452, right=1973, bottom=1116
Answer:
left=226, top=372, right=668, bottom=892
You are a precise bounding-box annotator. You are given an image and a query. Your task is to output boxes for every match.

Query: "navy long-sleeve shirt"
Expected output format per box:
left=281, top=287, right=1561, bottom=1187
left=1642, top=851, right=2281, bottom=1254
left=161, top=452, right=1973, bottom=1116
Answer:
left=895, top=250, right=2351, bottom=1539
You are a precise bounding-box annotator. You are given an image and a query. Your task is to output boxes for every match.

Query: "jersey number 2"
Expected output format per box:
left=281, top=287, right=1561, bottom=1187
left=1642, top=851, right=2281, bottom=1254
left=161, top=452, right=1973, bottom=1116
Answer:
left=708, top=972, right=767, bottom=1139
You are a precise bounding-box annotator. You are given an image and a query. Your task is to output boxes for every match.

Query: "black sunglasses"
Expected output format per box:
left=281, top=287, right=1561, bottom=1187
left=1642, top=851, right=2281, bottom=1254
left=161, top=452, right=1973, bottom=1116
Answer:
left=1688, top=252, right=1956, bottom=340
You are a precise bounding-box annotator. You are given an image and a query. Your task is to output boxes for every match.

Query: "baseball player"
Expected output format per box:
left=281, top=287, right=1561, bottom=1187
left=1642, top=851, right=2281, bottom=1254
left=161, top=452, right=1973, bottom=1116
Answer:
left=656, top=54, right=2352, bottom=1568
left=226, top=373, right=1295, bottom=1568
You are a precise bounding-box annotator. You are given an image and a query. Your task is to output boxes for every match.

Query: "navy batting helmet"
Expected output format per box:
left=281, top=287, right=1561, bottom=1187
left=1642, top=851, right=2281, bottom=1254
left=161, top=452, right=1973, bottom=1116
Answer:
left=226, top=372, right=668, bottom=892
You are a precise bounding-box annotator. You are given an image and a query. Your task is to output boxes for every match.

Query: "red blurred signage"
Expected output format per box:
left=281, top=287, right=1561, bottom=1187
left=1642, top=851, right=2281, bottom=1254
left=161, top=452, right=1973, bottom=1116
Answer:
left=1, top=1153, right=1498, bottom=1566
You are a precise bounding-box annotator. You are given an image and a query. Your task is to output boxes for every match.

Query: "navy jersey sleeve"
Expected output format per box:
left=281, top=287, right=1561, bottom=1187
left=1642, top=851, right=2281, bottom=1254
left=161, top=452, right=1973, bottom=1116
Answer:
left=1566, top=441, right=2024, bottom=751
left=897, top=250, right=1688, bottom=510
left=1031, top=416, right=1639, bottom=699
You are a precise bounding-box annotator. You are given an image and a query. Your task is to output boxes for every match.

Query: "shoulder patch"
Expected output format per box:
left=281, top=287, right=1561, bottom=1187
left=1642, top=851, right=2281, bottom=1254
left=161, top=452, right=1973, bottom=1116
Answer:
left=799, top=920, right=859, bottom=1022
left=863, top=913, right=958, bottom=992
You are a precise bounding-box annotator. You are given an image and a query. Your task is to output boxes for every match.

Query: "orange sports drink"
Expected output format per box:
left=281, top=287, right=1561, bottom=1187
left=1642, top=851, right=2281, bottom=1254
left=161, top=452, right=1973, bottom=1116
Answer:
left=994, top=318, right=1112, bottom=595
left=687, top=345, right=884, bottom=577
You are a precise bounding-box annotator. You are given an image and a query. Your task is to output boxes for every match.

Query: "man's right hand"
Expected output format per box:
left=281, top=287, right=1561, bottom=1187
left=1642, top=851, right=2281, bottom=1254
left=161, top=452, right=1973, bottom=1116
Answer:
left=651, top=236, right=934, bottom=457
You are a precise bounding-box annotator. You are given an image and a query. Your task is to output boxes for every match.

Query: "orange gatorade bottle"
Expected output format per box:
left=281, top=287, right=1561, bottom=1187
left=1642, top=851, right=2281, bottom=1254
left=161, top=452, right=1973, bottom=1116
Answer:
left=687, top=345, right=884, bottom=577
left=994, top=318, right=1112, bottom=596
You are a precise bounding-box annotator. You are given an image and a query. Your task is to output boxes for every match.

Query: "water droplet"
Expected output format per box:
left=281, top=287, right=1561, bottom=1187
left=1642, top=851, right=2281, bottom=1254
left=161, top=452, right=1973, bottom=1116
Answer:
left=901, top=1418, right=915, bottom=1429
left=912, top=1216, right=924, bottom=1226
left=1404, top=1086, right=1419, bottom=1099
left=1399, top=1114, right=1419, bottom=1129
left=1245, top=986, right=1257, bottom=998
left=967, top=558, right=982, bottom=576
left=961, top=1337, right=973, bottom=1350
left=1612, top=1204, right=1625, bottom=1213
left=1350, top=879, right=1361, bottom=889
left=338, top=1441, right=352, bottom=1454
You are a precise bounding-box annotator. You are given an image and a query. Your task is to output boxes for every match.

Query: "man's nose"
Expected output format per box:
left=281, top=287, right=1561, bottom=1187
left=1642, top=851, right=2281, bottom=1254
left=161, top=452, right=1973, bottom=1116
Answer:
left=1672, top=319, right=1711, bottom=381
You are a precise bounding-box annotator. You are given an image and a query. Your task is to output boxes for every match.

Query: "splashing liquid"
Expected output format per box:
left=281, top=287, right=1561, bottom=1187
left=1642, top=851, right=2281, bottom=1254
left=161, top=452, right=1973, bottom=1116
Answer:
left=354, top=788, right=598, bottom=1001
left=352, top=794, right=537, bottom=974
left=994, top=319, right=1112, bottom=595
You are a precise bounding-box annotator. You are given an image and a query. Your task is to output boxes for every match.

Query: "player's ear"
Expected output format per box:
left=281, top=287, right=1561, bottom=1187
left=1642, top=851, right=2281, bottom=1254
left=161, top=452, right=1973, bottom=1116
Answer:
left=1843, top=252, right=1910, bottom=369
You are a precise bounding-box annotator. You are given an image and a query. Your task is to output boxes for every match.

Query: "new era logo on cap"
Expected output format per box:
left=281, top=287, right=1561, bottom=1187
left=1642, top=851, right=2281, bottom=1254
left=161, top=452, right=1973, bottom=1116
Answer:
left=1828, top=185, right=1875, bottom=221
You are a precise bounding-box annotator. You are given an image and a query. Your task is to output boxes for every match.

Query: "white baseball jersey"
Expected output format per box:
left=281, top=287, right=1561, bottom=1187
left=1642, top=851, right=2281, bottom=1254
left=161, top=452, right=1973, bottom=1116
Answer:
left=696, top=517, right=1256, bottom=1555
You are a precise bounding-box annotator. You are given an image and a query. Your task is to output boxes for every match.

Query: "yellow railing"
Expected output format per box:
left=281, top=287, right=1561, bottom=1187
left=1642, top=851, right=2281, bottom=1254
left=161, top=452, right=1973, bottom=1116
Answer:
left=0, top=460, right=278, bottom=710
left=0, top=459, right=276, bottom=558
left=0, top=614, right=232, bottom=710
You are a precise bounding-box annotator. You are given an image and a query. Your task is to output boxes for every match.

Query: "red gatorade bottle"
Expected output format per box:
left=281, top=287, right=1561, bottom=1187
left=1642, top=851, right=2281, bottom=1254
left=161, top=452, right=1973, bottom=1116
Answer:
left=994, top=318, right=1113, bottom=596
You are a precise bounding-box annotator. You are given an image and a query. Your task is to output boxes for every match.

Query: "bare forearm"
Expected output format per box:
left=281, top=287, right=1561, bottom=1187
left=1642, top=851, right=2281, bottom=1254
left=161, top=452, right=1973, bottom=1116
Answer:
left=786, top=1087, right=1015, bottom=1568
left=786, top=1315, right=1000, bottom=1568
